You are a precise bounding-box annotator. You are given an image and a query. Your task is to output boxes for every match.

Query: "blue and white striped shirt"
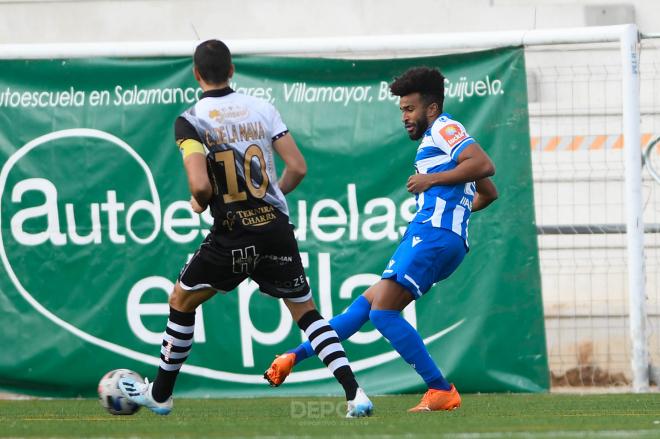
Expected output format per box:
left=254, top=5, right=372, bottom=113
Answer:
left=411, top=113, right=476, bottom=245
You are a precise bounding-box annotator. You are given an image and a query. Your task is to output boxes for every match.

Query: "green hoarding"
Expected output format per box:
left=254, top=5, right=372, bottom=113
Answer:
left=0, top=47, right=548, bottom=397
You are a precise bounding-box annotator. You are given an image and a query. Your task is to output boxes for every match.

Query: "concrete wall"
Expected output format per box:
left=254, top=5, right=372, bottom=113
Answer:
left=0, top=0, right=658, bottom=44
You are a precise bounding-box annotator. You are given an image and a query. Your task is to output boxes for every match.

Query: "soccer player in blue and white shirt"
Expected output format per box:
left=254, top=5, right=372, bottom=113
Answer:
left=265, top=67, right=498, bottom=412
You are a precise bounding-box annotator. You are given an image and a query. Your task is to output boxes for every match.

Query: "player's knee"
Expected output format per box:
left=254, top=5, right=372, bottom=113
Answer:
left=369, top=309, right=396, bottom=330
left=370, top=279, right=415, bottom=311
left=284, top=298, right=316, bottom=322
left=169, top=283, right=194, bottom=312
left=361, top=287, right=376, bottom=304
left=168, top=285, right=183, bottom=308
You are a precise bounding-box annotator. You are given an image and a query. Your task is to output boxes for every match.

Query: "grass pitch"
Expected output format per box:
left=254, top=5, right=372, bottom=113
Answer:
left=2, top=393, right=660, bottom=438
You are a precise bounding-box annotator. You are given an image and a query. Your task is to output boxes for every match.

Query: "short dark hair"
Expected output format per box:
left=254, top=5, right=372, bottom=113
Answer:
left=194, top=39, right=232, bottom=84
left=389, top=66, right=445, bottom=110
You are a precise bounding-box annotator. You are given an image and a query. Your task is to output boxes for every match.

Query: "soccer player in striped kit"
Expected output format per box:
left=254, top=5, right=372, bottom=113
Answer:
left=265, top=67, right=498, bottom=412
left=118, top=39, right=373, bottom=418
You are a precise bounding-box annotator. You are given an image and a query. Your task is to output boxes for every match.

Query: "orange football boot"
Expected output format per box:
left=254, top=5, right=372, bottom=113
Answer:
left=263, top=353, right=296, bottom=387
left=408, top=384, right=461, bottom=412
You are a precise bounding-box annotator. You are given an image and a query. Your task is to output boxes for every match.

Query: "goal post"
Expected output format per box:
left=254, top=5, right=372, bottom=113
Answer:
left=0, top=24, right=650, bottom=392
left=619, top=24, right=647, bottom=392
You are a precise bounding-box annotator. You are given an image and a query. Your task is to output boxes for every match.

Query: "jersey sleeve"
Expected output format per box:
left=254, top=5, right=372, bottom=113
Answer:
left=430, top=118, right=476, bottom=161
left=174, top=116, right=202, bottom=146
left=269, top=104, right=289, bottom=142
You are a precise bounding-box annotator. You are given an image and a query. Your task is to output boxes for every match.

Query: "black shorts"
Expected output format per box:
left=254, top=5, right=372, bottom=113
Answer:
left=178, top=223, right=311, bottom=302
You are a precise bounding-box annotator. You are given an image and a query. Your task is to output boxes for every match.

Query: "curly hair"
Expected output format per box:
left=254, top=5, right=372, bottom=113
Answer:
left=389, top=66, right=445, bottom=110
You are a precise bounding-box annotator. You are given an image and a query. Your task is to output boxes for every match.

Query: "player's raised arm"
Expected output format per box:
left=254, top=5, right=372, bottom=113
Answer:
left=472, top=177, right=498, bottom=212
left=407, top=143, right=495, bottom=193
left=273, top=132, right=307, bottom=195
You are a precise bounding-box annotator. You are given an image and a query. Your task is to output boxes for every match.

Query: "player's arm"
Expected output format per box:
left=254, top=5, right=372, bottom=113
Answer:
left=176, top=117, right=212, bottom=213
left=273, top=132, right=307, bottom=195
left=407, top=143, right=495, bottom=193
left=183, top=151, right=212, bottom=213
left=472, top=177, right=498, bottom=212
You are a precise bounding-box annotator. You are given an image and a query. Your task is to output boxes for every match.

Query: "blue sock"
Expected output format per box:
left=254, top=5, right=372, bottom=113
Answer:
left=369, top=309, right=451, bottom=391
left=288, top=295, right=371, bottom=365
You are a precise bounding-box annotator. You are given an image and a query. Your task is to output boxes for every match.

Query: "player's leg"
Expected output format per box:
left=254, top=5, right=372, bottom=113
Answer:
left=266, top=227, right=416, bottom=374
left=255, top=223, right=372, bottom=417
left=285, top=293, right=372, bottom=365
left=118, top=282, right=216, bottom=415
left=264, top=251, right=416, bottom=380
left=264, top=293, right=370, bottom=387
left=371, top=224, right=466, bottom=412
left=370, top=281, right=461, bottom=412
left=148, top=282, right=216, bottom=403
left=284, top=297, right=373, bottom=418
left=265, top=245, right=409, bottom=379
left=119, top=240, right=242, bottom=415
left=370, top=279, right=452, bottom=392
left=268, top=224, right=421, bottom=371
left=279, top=277, right=400, bottom=365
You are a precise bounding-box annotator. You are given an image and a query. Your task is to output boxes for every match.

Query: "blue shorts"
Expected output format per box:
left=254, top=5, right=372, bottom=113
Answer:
left=382, top=222, right=467, bottom=299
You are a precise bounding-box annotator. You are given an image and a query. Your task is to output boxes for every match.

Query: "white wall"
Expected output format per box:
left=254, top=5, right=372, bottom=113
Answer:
left=0, top=0, right=658, bottom=44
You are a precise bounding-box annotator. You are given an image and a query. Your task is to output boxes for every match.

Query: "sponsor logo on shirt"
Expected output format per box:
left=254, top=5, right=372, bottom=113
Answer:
left=209, top=105, right=250, bottom=123
left=439, top=124, right=468, bottom=147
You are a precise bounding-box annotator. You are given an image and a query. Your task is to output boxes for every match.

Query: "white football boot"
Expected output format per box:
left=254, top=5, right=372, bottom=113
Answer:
left=118, top=376, right=173, bottom=415
left=346, top=388, right=374, bottom=418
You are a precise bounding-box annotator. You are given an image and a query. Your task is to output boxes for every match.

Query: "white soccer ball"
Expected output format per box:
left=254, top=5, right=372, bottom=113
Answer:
left=97, top=368, right=142, bottom=415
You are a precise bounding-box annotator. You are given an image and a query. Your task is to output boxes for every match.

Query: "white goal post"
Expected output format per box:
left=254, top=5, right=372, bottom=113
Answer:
left=0, top=24, right=649, bottom=391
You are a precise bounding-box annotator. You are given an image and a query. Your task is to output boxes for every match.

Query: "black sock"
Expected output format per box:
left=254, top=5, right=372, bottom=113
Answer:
left=298, top=310, right=359, bottom=401
left=151, top=307, right=195, bottom=403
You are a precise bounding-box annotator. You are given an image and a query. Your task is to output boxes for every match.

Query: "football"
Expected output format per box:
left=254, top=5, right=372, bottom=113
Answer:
left=97, top=369, right=142, bottom=415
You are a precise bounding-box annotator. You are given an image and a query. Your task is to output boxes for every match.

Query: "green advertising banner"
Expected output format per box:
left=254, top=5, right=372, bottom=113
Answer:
left=0, top=47, right=547, bottom=398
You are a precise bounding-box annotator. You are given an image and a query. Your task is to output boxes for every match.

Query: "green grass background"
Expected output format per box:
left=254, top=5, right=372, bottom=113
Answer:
left=2, top=394, right=660, bottom=438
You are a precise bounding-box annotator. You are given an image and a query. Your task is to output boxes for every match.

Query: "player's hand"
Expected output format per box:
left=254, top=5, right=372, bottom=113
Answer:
left=407, top=174, right=434, bottom=193
left=190, top=196, right=206, bottom=213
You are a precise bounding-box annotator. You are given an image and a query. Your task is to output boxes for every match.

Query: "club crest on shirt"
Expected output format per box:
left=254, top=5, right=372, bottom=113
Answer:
left=439, top=124, right=467, bottom=147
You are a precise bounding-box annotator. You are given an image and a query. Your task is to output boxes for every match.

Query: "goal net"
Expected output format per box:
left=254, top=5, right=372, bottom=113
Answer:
left=528, top=36, right=660, bottom=390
